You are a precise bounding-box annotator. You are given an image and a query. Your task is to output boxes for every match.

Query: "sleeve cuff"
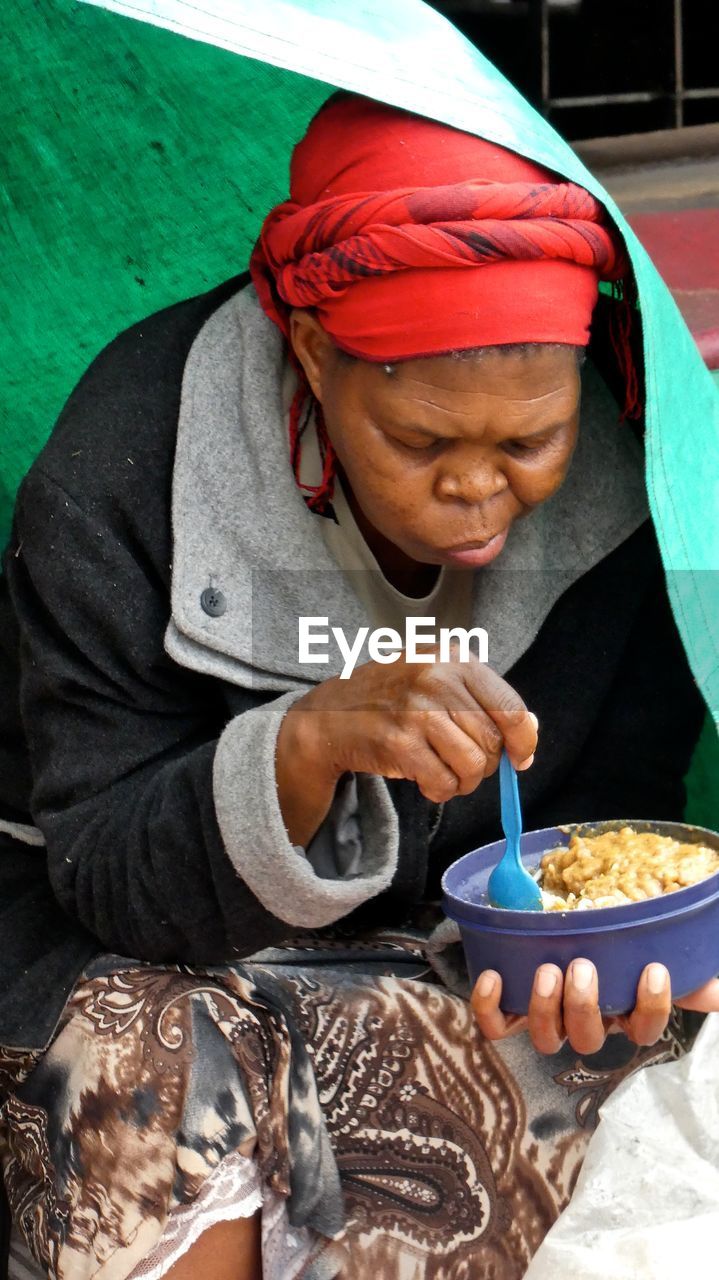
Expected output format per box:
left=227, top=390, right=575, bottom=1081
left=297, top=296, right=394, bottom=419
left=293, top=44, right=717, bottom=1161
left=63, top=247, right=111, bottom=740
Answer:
left=212, top=690, right=399, bottom=928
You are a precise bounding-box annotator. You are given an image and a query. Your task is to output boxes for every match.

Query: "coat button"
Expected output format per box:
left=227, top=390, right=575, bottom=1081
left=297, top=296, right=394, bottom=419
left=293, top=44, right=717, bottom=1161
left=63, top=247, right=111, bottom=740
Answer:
left=200, top=587, right=226, bottom=617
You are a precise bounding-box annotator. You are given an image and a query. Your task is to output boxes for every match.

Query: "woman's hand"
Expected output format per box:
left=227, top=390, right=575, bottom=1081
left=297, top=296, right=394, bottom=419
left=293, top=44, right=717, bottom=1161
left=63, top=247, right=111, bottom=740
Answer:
left=471, top=960, right=719, bottom=1055
left=276, top=645, right=537, bottom=846
left=284, top=644, right=536, bottom=796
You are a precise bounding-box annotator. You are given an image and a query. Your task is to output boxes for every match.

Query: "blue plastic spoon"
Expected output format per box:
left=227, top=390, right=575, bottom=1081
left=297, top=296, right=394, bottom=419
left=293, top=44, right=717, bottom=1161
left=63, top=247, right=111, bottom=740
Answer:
left=488, top=751, right=544, bottom=911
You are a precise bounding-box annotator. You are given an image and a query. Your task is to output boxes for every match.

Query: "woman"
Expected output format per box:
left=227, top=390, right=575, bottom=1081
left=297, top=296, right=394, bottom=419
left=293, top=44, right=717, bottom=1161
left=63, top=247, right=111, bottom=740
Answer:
left=0, top=92, right=716, bottom=1280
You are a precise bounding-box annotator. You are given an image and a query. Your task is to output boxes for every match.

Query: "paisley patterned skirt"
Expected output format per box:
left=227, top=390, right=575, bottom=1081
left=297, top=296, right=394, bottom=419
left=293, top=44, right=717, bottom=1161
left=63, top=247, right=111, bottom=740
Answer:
left=0, top=921, right=693, bottom=1280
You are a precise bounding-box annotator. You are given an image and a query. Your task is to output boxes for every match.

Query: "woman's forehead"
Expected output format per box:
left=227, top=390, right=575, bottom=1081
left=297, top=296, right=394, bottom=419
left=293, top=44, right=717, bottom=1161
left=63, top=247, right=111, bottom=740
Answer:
left=356, top=345, right=582, bottom=412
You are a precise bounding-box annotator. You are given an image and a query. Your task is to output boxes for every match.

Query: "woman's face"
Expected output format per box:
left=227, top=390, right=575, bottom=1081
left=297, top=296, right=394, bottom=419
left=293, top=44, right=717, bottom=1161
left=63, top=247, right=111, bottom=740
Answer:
left=290, top=311, right=581, bottom=570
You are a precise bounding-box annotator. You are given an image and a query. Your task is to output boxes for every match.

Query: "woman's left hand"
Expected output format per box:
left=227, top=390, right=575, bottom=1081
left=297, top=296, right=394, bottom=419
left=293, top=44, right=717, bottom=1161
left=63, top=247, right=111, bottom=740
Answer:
left=471, top=960, right=719, bottom=1055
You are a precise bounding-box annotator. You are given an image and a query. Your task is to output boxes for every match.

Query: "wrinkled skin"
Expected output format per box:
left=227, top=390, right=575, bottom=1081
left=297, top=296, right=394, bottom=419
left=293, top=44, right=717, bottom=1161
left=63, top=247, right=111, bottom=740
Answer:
left=276, top=310, right=719, bottom=1052
left=290, top=309, right=581, bottom=593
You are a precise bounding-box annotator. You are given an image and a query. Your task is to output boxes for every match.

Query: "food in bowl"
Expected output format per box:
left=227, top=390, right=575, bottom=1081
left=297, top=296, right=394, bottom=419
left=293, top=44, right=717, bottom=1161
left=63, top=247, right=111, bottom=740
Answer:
left=538, top=825, right=719, bottom=911
left=442, top=820, right=719, bottom=1015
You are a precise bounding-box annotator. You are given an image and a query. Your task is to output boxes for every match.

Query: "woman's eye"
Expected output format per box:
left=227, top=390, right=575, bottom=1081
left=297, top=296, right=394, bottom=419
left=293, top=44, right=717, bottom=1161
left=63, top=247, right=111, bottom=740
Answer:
left=394, top=435, right=442, bottom=453
left=505, top=438, right=550, bottom=457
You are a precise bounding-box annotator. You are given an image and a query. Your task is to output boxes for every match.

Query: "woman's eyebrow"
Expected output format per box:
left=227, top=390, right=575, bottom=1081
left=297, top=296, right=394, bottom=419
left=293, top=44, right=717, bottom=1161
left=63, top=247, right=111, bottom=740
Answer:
left=384, top=419, right=444, bottom=440
left=505, top=418, right=573, bottom=441
left=386, top=417, right=573, bottom=442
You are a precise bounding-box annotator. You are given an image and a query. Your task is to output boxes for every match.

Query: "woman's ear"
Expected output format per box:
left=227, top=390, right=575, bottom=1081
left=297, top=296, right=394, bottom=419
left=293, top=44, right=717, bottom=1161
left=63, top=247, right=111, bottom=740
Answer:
left=288, top=309, right=336, bottom=403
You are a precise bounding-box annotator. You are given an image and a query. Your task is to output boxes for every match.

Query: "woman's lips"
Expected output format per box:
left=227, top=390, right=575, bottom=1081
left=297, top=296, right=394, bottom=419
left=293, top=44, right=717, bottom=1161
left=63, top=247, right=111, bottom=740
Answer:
left=439, top=527, right=509, bottom=567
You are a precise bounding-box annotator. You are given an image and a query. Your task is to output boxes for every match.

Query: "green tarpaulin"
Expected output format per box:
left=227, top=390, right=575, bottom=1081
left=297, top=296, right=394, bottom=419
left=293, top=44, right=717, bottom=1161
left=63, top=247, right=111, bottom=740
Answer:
left=2, top=0, right=718, bottom=821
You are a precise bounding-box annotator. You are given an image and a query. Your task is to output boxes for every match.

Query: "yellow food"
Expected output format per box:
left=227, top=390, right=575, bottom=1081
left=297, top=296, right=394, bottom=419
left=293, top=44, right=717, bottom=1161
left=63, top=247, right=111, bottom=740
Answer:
left=539, top=826, right=719, bottom=911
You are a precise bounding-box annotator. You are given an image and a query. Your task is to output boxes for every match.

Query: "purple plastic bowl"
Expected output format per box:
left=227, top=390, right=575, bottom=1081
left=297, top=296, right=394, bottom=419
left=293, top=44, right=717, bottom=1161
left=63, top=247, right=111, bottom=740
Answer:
left=442, top=818, right=719, bottom=1015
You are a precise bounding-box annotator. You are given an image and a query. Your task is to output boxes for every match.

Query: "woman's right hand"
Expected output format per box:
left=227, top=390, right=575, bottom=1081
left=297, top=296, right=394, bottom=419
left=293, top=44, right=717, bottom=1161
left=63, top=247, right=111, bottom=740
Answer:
left=276, top=645, right=538, bottom=846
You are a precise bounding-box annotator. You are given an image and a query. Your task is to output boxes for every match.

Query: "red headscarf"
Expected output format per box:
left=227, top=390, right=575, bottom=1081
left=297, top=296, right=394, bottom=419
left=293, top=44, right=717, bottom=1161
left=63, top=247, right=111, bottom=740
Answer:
left=250, top=94, right=635, bottom=511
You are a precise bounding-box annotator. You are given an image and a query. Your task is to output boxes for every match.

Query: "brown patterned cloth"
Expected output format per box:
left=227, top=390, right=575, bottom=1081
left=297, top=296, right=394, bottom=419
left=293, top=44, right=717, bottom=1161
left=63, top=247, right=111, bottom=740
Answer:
left=0, top=921, right=694, bottom=1280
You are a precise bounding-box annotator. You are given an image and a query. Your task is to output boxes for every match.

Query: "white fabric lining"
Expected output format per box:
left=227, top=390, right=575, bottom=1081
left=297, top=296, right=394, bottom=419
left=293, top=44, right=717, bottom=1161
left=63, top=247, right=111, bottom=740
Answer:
left=123, top=1147, right=325, bottom=1280
left=0, top=820, right=45, bottom=847
left=7, top=1151, right=326, bottom=1280
left=125, top=1150, right=262, bottom=1279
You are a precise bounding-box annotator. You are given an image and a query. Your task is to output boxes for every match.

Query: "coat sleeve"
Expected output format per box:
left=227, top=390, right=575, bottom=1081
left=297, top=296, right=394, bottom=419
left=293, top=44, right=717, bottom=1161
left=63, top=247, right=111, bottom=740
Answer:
left=6, top=467, right=398, bottom=965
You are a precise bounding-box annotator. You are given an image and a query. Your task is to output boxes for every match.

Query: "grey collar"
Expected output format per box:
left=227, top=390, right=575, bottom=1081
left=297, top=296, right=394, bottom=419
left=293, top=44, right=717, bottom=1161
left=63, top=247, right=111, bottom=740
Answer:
left=165, top=284, right=648, bottom=691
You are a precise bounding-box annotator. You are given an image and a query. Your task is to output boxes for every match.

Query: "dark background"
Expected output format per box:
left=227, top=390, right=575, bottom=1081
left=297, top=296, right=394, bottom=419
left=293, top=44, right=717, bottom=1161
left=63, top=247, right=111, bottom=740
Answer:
left=429, top=0, right=719, bottom=140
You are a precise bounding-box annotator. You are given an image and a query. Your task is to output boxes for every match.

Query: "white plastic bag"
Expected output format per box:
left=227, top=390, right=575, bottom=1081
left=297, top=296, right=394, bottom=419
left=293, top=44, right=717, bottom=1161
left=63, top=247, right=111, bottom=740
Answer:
left=524, top=1013, right=719, bottom=1279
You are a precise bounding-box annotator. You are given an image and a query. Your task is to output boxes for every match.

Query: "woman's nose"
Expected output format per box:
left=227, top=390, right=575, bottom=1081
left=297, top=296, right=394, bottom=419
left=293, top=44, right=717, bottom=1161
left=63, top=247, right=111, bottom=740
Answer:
left=436, top=459, right=508, bottom=505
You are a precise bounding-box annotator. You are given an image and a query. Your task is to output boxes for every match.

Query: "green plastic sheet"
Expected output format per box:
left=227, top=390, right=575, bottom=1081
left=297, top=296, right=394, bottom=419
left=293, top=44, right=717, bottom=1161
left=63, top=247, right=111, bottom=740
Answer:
left=1, top=0, right=329, bottom=540
left=2, top=0, right=718, bottom=817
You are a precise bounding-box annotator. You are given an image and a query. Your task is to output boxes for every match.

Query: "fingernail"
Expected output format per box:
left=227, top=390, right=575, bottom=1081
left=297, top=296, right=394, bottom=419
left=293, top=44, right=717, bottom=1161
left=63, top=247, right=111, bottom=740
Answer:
left=571, top=960, right=594, bottom=991
left=476, top=972, right=497, bottom=998
left=529, top=712, right=539, bottom=731
left=647, top=963, right=668, bottom=995
left=535, top=968, right=557, bottom=998
left=517, top=753, right=534, bottom=771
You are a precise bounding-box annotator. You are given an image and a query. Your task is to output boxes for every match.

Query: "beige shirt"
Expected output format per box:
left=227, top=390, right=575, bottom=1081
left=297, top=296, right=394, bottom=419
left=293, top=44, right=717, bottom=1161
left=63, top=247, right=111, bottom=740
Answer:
left=321, top=476, right=474, bottom=636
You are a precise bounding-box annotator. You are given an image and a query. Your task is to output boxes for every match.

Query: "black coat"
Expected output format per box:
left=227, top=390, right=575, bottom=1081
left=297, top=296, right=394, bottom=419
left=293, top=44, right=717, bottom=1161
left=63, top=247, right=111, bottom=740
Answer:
left=0, top=274, right=705, bottom=1052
